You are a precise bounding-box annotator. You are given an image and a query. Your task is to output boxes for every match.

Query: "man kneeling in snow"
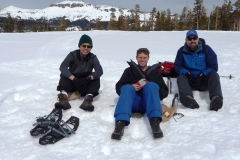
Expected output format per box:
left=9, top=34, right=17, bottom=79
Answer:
left=111, top=48, right=168, bottom=140
left=174, top=30, right=223, bottom=111
left=55, top=34, right=103, bottom=111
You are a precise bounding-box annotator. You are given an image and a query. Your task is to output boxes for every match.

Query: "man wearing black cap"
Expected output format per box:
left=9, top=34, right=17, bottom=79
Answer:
left=174, top=30, right=223, bottom=111
left=55, top=34, right=103, bottom=111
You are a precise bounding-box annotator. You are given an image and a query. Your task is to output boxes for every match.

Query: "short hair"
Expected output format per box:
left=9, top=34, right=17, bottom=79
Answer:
left=136, top=48, right=150, bottom=57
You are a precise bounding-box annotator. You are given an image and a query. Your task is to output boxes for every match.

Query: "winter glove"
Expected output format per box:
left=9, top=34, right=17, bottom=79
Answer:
left=73, top=76, right=91, bottom=90
left=197, top=72, right=206, bottom=81
left=185, top=72, right=199, bottom=87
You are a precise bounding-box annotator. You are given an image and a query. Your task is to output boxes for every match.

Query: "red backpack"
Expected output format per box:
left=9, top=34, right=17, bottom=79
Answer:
left=158, top=61, right=178, bottom=78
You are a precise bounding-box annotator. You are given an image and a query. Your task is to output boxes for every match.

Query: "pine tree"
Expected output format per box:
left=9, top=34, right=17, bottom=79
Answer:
left=3, top=13, right=15, bottom=33
left=16, top=18, right=25, bottom=32
left=59, top=18, right=67, bottom=31
left=192, top=0, right=205, bottom=30
left=108, top=12, right=117, bottom=30
left=165, top=8, right=173, bottom=31
left=172, top=14, right=180, bottom=30
left=221, top=0, right=233, bottom=30
left=159, top=11, right=166, bottom=30
left=233, top=0, right=240, bottom=30
left=133, top=4, right=141, bottom=31
left=155, top=11, right=161, bottom=31
left=179, top=6, right=188, bottom=30
left=149, top=7, right=157, bottom=31
left=199, top=7, right=208, bottom=30
left=95, top=18, right=103, bottom=30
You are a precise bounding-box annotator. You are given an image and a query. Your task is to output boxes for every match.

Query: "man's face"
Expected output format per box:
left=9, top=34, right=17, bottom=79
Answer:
left=80, top=43, right=92, bottom=56
left=136, top=52, right=149, bottom=67
left=186, top=36, right=199, bottom=50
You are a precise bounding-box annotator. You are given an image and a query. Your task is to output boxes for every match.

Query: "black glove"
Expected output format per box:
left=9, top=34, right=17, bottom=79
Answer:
left=185, top=72, right=199, bottom=87
left=73, top=76, right=91, bottom=90
left=185, top=72, right=194, bottom=79
left=197, top=72, right=206, bottom=81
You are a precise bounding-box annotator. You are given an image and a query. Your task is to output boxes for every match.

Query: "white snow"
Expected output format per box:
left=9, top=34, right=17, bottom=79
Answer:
left=0, top=30, right=240, bottom=160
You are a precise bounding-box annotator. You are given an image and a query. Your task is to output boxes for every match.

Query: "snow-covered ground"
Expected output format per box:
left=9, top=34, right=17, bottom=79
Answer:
left=0, top=30, right=240, bottom=160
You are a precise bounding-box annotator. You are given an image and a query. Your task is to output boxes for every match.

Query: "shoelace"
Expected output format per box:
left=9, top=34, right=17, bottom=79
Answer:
left=57, top=94, right=66, bottom=101
left=115, top=121, right=124, bottom=133
left=151, top=118, right=160, bottom=131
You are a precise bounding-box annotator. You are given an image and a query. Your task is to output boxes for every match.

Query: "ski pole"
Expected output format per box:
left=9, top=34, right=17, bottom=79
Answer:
left=220, top=74, right=234, bottom=79
left=167, top=77, right=172, bottom=94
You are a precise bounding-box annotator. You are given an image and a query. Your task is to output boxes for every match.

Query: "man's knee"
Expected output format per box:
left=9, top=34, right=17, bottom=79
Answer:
left=120, top=84, right=135, bottom=92
left=209, top=72, right=220, bottom=79
left=145, top=82, right=159, bottom=89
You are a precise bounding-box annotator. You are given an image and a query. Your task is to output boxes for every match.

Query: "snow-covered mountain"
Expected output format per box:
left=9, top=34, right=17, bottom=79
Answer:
left=0, top=0, right=150, bottom=22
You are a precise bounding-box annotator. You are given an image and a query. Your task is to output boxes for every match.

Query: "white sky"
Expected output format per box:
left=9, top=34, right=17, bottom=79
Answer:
left=0, top=0, right=238, bottom=15
left=0, top=30, right=240, bottom=159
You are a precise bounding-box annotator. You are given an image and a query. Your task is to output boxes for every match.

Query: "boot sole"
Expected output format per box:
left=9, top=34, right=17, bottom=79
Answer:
left=180, top=96, right=199, bottom=109
left=55, top=103, right=71, bottom=110
left=210, top=97, right=223, bottom=111
left=111, top=130, right=124, bottom=140
left=153, top=131, right=164, bottom=138
left=80, top=105, right=94, bottom=111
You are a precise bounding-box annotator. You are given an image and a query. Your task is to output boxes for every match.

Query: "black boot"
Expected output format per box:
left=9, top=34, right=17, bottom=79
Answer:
left=210, top=96, right=223, bottom=111
left=55, top=93, right=71, bottom=110
left=80, top=95, right=94, bottom=111
left=111, top=120, right=125, bottom=140
left=180, top=95, right=199, bottom=109
left=149, top=117, right=163, bottom=138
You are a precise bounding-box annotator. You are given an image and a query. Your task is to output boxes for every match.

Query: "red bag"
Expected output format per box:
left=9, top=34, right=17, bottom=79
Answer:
left=158, top=61, right=178, bottom=78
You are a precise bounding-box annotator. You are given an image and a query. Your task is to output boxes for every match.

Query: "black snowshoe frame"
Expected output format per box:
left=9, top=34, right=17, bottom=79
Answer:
left=30, top=108, right=62, bottom=137
left=39, top=116, right=79, bottom=145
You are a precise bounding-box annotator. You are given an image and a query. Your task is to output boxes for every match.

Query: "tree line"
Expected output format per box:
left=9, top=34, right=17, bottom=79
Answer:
left=1, top=0, right=240, bottom=32
left=105, top=0, right=240, bottom=31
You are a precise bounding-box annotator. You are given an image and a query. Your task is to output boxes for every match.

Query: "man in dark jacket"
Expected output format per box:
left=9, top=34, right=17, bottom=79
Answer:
left=111, top=48, right=168, bottom=140
left=174, top=30, right=223, bottom=111
left=55, top=34, right=103, bottom=111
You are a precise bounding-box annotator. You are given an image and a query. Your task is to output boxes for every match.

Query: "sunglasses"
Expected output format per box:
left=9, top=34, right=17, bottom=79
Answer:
left=187, top=37, right=198, bottom=41
left=82, top=45, right=92, bottom=48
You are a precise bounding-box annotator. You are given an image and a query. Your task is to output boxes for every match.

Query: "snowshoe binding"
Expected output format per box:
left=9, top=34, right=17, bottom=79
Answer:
left=30, top=108, right=62, bottom=137
left=39, top=116, right=79, bottom=145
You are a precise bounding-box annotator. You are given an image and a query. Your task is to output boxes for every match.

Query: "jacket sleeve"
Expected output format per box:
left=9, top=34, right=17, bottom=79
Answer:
left=115, top=68, right=130, bottom=96
left=59, top=52, right=74, bottom=78
left=204, top=45, right=218, bottom=74
left=174, top=47, right=189, bottom=75
left=92, top=56, right=103, bottom=79
left=147, top=64, right=168, bottom=100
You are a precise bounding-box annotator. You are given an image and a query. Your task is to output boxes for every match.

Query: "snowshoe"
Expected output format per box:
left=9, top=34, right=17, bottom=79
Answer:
left=30, top=108, right=62, bottom=137
left=39, top=116, right=79, bottom=145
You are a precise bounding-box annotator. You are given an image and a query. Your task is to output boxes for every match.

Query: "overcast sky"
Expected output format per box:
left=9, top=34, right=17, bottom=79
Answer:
left=0, top=0, right=238, bottom=15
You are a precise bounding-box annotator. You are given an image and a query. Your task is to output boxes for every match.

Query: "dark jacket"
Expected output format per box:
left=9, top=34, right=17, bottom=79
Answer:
left=116, top=60, right=168, bottom=100
left=174, top=38, right=218, bottom=77
left=59, top=49, right=103, bottom=79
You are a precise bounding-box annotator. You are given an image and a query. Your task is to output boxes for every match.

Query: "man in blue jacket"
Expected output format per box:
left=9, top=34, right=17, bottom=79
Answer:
left=111, top=48, right=168, bottom=140
left=174, top=30, right=223, bottom=111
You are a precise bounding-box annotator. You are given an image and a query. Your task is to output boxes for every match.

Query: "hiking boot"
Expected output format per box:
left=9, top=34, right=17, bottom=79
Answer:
left=79, top=95, right=94, bottom=111
left=68, top=91, right=81, bottom=101
left=149, top=117, right=163, bottom=138
left=180, top=95, right=199, bottom=109
left=210, top=96, right=223, bottom=111
left=55, top=93, right=71, bottom=110
left=111, top=120, right=125, bottom=140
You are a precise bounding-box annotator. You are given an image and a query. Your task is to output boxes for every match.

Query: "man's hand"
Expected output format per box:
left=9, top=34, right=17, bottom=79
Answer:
left=69, top=75, right=75, bottom=80
left=73, top=76, right=91, bottom=90
left=132, top=84, right=142, bottom=91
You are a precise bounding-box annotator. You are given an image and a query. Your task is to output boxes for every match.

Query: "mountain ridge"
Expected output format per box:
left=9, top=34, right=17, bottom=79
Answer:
left=0, top=0, right=150, bottom=22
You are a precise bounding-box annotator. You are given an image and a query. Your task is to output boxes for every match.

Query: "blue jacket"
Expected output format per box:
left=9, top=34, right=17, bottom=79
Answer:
left=174, top=38, right=218, bottom=77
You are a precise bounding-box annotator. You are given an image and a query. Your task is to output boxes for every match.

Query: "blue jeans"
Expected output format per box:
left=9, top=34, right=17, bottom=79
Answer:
left=114, top=82, right=162, bottom=126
